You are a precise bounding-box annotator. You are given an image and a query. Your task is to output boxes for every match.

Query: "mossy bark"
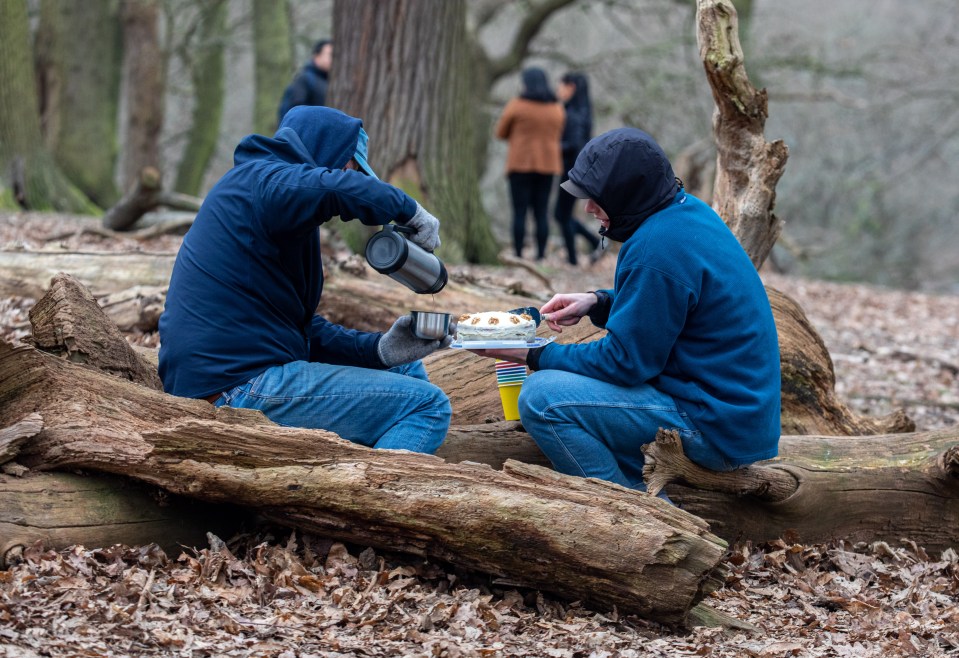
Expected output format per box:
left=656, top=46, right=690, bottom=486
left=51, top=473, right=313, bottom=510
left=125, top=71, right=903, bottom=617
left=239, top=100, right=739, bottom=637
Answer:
left=0, top=0, right=99, bottom=213
left=35, top=0, right=122, bottom=207
left=252, top=0, right=294, bottom=136
left=174, top=1, right=228, bottom=196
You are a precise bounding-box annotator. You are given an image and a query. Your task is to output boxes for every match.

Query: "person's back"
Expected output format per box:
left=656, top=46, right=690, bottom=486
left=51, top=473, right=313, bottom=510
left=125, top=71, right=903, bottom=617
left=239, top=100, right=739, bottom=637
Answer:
left=497, top=98, right=565, bottom=174
left=495, top=67, right=564, bottom=260
left=558, top=72, right=592, bottom=157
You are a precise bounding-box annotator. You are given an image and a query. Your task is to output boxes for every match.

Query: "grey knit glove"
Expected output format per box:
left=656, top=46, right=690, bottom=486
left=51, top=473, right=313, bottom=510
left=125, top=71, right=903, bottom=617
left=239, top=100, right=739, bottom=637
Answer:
left=376, top=315, right=453, bottom=367
left=405, top=203, right=441, bottom=252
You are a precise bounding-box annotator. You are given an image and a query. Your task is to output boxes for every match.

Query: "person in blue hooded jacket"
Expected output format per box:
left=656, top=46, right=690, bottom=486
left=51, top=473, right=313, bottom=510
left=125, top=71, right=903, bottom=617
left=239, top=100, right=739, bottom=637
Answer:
left=468, top=127, right=781, bottom=491
left=158, top=106, right=453, bottom=454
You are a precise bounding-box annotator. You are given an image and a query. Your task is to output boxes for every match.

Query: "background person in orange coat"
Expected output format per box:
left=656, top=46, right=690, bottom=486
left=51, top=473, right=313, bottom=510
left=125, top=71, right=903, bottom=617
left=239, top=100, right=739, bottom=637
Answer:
left=495, top=68, right=565, bottom=261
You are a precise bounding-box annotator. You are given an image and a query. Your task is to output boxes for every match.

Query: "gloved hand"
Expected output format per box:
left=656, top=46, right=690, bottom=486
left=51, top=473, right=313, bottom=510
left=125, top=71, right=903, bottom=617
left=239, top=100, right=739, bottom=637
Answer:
left=405, top=203, right=441, bottom=252
left=376, top=314, right=454, bottom=367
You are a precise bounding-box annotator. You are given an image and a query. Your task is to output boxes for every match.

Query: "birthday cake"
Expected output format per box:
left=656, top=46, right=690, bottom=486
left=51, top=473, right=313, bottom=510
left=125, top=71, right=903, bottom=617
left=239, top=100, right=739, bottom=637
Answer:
left=456, top=311, right=536, bottom=342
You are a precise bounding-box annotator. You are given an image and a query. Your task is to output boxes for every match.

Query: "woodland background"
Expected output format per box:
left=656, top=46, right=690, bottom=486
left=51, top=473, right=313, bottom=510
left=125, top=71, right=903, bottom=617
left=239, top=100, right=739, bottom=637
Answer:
left=2, top=1, right=959, bottom=656
left=0, top=0, right=956, bottom=291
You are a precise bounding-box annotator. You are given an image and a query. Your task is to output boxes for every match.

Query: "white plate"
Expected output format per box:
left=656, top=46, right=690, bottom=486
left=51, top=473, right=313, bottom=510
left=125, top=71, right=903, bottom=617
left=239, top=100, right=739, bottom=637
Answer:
left=450, top=337, right=555, bottom=349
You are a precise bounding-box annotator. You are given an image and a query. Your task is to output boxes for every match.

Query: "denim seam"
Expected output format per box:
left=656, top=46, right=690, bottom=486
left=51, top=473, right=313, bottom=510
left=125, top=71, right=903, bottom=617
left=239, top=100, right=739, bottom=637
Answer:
left=539, top=400, right=691, bottom=479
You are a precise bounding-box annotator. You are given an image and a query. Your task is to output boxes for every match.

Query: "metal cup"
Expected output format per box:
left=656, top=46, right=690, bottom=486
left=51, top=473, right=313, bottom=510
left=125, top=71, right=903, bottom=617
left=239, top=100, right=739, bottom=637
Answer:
left=410, top=310, right=452, bottom=340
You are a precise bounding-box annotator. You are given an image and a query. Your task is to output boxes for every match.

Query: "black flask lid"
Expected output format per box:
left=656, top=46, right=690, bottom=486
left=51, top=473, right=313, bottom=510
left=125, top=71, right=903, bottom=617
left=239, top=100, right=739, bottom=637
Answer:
left=365, top=225, right=410, bottom=274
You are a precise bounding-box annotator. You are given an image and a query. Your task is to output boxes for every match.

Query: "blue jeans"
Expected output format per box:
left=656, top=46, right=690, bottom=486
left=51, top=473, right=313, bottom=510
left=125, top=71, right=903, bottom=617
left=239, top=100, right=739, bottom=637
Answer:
left=213, top=360, right=450, bottom=454
left=518, top=370, right=736, bottom=490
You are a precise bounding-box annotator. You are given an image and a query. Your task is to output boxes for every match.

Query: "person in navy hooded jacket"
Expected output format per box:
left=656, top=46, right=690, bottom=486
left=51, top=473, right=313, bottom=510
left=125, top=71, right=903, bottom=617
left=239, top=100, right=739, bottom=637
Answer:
left=468, top=127, right=781, bottom=491
left=159, top=106, right=453, bottom=454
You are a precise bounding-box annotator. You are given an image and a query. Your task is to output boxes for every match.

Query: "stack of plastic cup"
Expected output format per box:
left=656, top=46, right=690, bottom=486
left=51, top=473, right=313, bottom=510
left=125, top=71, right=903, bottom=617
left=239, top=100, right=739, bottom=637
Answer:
left=494, top=359, right=527, bottom=421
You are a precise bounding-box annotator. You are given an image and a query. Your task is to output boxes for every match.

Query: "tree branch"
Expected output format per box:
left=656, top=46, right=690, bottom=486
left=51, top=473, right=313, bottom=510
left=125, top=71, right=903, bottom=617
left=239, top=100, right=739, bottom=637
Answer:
left=487, top=0, right=580, bottom=83
left=642, top=428, right=799, bottom=502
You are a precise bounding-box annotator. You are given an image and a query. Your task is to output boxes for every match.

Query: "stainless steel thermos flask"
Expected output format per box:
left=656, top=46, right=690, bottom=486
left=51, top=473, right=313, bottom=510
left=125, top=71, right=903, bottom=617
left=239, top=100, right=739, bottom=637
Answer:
left=365, top=224, right=448, bottom=294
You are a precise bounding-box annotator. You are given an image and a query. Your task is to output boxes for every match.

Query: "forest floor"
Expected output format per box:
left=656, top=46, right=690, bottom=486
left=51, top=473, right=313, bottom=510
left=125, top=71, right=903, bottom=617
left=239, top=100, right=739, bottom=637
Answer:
left=1, top=211, right=958, bottom=657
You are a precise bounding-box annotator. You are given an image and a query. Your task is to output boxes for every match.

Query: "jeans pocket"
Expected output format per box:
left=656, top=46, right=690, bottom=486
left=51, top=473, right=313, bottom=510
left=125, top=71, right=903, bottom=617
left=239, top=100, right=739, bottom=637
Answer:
left=222, top=372, right=264, bottom=405
left=246, top=370, right=268, bottom=396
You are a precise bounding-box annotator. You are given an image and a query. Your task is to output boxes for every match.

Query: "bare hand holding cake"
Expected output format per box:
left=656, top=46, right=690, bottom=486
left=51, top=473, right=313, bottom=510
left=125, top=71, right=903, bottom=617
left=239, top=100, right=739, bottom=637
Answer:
left=456, top=311, right=536, bottom=342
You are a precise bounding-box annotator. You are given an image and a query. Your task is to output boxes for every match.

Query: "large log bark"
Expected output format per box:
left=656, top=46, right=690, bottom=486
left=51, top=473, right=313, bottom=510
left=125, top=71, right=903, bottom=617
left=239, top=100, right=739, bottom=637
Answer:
left=27, top=273, right=161, bottom=389
left=0, top=470, right=247, bottom=568
left=0, top=249, right=175, bottom=298
left=439, top=423, right=959, bottom=552
left=441, top=424, right=959, bottom=552
left=640, top=428, right=959, bottom=553
left=1, top=278, right=728, bottom=625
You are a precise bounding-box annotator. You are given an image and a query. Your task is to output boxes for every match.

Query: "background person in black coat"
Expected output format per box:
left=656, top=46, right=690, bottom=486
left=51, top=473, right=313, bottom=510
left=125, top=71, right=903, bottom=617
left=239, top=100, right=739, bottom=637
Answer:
left=554, top=72, right=603, bottom=265
left=277, top=39, right=333, bottom=124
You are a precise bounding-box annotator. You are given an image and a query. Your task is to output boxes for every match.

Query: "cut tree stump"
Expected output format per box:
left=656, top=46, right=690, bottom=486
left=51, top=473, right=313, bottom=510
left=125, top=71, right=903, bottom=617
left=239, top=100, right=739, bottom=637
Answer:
left=0, top=277, right=730, bottom=625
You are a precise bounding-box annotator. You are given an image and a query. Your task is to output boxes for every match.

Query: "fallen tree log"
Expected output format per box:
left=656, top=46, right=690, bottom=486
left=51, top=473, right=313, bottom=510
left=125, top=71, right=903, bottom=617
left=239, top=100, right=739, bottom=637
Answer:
left=440, top=423, right=959, bottom=553
left=102, top=166, right=202, bottom=231
left=1, top=277, right=729, bottom=624
left=641, top=428, right=959, bottom=552
left=0, top=249, right=175, bottom=298
left=0, top=470, right=248, bottom=569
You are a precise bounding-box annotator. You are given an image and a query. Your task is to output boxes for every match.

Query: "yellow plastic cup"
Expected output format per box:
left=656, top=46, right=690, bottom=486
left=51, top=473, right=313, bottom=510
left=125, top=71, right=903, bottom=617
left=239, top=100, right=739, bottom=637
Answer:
left=498, top=383, right=523, bottom=421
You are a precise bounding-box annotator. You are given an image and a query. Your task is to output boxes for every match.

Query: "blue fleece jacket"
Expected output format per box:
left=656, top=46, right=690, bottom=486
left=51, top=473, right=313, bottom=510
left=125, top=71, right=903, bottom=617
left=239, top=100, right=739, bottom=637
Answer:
left=533, top=128, right=780, bottom=465
left=158, top=107, right=417, bottom=399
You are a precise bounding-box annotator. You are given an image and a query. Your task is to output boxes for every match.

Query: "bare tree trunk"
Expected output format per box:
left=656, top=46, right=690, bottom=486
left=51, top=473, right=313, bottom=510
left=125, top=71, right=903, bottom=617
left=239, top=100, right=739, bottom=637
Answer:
left=35, top=0, right=122, bottom=207
left=173, top=0, right=228, bottom=196
left=252, top=0, right=294, bottom=136
left=36, top=0, right=121, bottom=208
left=331, top=0, right=499, bottom=263
left=0, top=0, right=98, bottom=213
left=119, top=0, right=166, bottom=194
left=697, top=0, right=787, bottom=268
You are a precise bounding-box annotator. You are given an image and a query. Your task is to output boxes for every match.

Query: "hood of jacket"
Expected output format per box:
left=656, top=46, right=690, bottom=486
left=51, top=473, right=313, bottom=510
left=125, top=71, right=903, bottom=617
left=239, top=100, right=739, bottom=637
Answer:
left=566, top=127, right=679, bottom=242
left=234, top=105, right=362, bottom=170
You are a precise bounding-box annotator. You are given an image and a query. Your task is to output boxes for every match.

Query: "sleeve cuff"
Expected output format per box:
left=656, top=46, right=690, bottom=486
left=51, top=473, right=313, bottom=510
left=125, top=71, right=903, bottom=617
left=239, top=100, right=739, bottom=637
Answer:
left=526, top=345, right=548, bottom=371
left=586, top=290, right=612, bottom=328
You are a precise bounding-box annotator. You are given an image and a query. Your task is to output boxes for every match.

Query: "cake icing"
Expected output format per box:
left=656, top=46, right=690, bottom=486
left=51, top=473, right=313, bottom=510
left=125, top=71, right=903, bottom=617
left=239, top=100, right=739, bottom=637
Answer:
left=456, top=311, right=536, bottom=342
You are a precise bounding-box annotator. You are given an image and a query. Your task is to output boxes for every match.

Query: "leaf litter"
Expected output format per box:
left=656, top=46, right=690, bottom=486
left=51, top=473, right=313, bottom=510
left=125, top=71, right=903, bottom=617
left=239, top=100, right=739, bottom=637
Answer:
left=2, top=212, right=959, bottom=656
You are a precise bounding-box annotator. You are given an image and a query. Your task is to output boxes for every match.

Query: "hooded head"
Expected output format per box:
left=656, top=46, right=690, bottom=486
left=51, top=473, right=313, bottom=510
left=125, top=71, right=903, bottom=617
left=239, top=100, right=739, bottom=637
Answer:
left=560, top=72, right=591, bottom=114
left=267, top=106, right=378, bottom=177
left=560, top=128, right=680, bottom=242
left=520, top=67, right=557, bottom=103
